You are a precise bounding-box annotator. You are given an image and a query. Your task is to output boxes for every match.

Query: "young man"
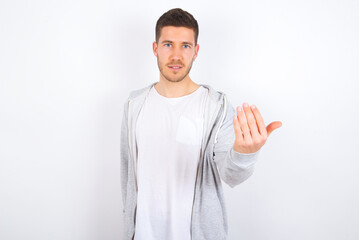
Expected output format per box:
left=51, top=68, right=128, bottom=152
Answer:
left=121, top=8, right=282, bottom=240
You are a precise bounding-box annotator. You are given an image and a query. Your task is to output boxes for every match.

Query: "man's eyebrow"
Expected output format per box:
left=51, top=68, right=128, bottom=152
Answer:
left=161, top=40, right=194, bottom=46
left=182, top=42, right=194, bottom=46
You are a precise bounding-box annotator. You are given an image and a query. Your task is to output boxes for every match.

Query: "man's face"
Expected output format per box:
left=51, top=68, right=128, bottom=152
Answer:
left=153, top=26, right=199, bottom=83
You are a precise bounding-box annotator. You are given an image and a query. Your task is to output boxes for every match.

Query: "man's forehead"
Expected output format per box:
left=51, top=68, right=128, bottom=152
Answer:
left=159, top=26, right=195, bottom=43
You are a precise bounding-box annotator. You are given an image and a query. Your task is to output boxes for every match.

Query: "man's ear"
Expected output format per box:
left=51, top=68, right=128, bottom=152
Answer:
left=193, top=44, right=199, bottom=61
left=152, top=41, right=158, bottom=57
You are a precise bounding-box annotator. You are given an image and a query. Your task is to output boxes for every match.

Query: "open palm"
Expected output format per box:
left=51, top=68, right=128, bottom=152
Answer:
left=232, top=103, right=282, bottom=154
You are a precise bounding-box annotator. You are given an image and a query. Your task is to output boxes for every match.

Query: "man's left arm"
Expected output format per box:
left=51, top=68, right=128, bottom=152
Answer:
left=213, top=98, right=282, bottom=188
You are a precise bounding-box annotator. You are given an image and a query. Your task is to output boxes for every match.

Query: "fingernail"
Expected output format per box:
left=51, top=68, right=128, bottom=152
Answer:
left=243, top=103, right=248, bottom=108
left=237, top=106, right=242, bottom=112
left=251, top=105, right=256, bottom=110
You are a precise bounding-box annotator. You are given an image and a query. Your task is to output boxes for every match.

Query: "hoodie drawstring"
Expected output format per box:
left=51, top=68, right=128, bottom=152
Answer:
left=214, top=95, right=226, bottom=144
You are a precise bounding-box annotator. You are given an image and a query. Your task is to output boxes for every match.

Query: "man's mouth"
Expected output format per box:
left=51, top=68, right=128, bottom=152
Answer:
left=168, top=65, right=183, bottom=71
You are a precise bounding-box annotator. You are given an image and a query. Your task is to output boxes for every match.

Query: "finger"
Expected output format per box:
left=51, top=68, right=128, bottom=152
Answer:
left=266, top=121, right=283, bottom=136
left=243, top=103, right=260, bottom=138
left=233, top=114, right=243, bottom=142
left=236, top=106, right=252, bottom=142
left=250, top=104, right=267, bottom=137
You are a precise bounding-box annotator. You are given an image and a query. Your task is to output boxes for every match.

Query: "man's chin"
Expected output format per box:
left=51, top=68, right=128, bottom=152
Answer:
left=161, top=73, right=187, bottom=83
left=165, top=78, right=185, bottom=83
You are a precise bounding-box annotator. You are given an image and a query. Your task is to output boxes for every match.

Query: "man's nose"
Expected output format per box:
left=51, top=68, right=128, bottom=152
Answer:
left=170, top=47, right=182, bottom=61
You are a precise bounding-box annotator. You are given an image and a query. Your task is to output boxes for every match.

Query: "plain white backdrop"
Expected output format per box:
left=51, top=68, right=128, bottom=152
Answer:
left=1, top=0, right=358, bottom=239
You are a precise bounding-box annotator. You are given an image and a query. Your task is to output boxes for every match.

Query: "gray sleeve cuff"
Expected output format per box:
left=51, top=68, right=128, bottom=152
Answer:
left=230, top=147, right=260, bottom=169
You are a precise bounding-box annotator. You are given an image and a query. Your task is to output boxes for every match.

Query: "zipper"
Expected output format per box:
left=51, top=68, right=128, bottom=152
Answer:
left=190, top=95, right=225, bottom=240
left=127, top=99, right=138, bottom=191
left=127, top=99, right=138, bottom=240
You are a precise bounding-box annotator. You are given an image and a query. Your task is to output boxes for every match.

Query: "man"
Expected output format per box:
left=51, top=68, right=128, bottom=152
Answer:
left=121, top=8, right=282, bottom=240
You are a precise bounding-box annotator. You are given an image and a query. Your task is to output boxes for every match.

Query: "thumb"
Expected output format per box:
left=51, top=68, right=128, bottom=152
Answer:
left=266, top=121, right=282, bottom=137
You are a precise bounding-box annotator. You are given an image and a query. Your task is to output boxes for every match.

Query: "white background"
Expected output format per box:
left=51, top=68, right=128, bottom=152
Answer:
left=1, top=0, right=358, bottom=239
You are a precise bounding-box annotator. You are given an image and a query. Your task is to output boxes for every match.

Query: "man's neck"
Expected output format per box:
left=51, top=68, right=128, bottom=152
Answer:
left=154, top=77, right=200, bottom=98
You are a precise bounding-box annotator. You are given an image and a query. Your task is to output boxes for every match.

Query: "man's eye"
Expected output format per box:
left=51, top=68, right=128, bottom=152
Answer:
left=183, top=45, right=190, bottom=48
left=165, top=44, right=171, bottom=47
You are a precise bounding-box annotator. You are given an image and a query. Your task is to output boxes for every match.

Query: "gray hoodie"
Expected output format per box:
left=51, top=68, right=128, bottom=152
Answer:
left=121, top=82, right=260, bottom=240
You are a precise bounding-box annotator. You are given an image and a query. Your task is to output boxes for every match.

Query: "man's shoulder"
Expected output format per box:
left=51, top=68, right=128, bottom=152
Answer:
left=199, top=83, right=226, bottom=103
left=127, top=82, right=155, bottom=100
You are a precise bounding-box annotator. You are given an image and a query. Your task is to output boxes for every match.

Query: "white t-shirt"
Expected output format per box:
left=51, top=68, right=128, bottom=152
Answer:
left=134, top=85, right=208, bottom=240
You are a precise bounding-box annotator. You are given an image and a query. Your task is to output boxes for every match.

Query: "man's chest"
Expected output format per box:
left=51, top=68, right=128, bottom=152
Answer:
left=136, top=99, right=204, bottom=147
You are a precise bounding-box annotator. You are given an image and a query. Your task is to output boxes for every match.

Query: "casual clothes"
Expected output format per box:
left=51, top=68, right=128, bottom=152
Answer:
left=134, top=85, right=207, bottom=240
left=121, top=82, right=260, bottom=240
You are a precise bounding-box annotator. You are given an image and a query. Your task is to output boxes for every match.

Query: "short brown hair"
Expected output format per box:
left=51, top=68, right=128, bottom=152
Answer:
left=155, top=8, right=199, bottom=45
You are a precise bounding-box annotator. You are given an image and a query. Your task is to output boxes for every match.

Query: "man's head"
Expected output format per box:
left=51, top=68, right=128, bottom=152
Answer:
left=153, top=8, right=200, bottom=83
left=155, top=8, right=199, bottom=46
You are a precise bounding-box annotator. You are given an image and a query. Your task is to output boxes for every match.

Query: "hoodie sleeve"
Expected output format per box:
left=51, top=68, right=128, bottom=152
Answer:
left=213, top=96, right=261, bottom=188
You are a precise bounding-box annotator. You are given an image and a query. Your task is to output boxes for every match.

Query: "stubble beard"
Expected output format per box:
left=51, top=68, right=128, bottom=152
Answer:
left=157, top=56, right=194, bottom=83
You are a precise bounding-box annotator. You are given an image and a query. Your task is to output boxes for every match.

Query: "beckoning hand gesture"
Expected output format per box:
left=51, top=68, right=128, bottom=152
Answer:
left=233, top=103, right=282, bottom=154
